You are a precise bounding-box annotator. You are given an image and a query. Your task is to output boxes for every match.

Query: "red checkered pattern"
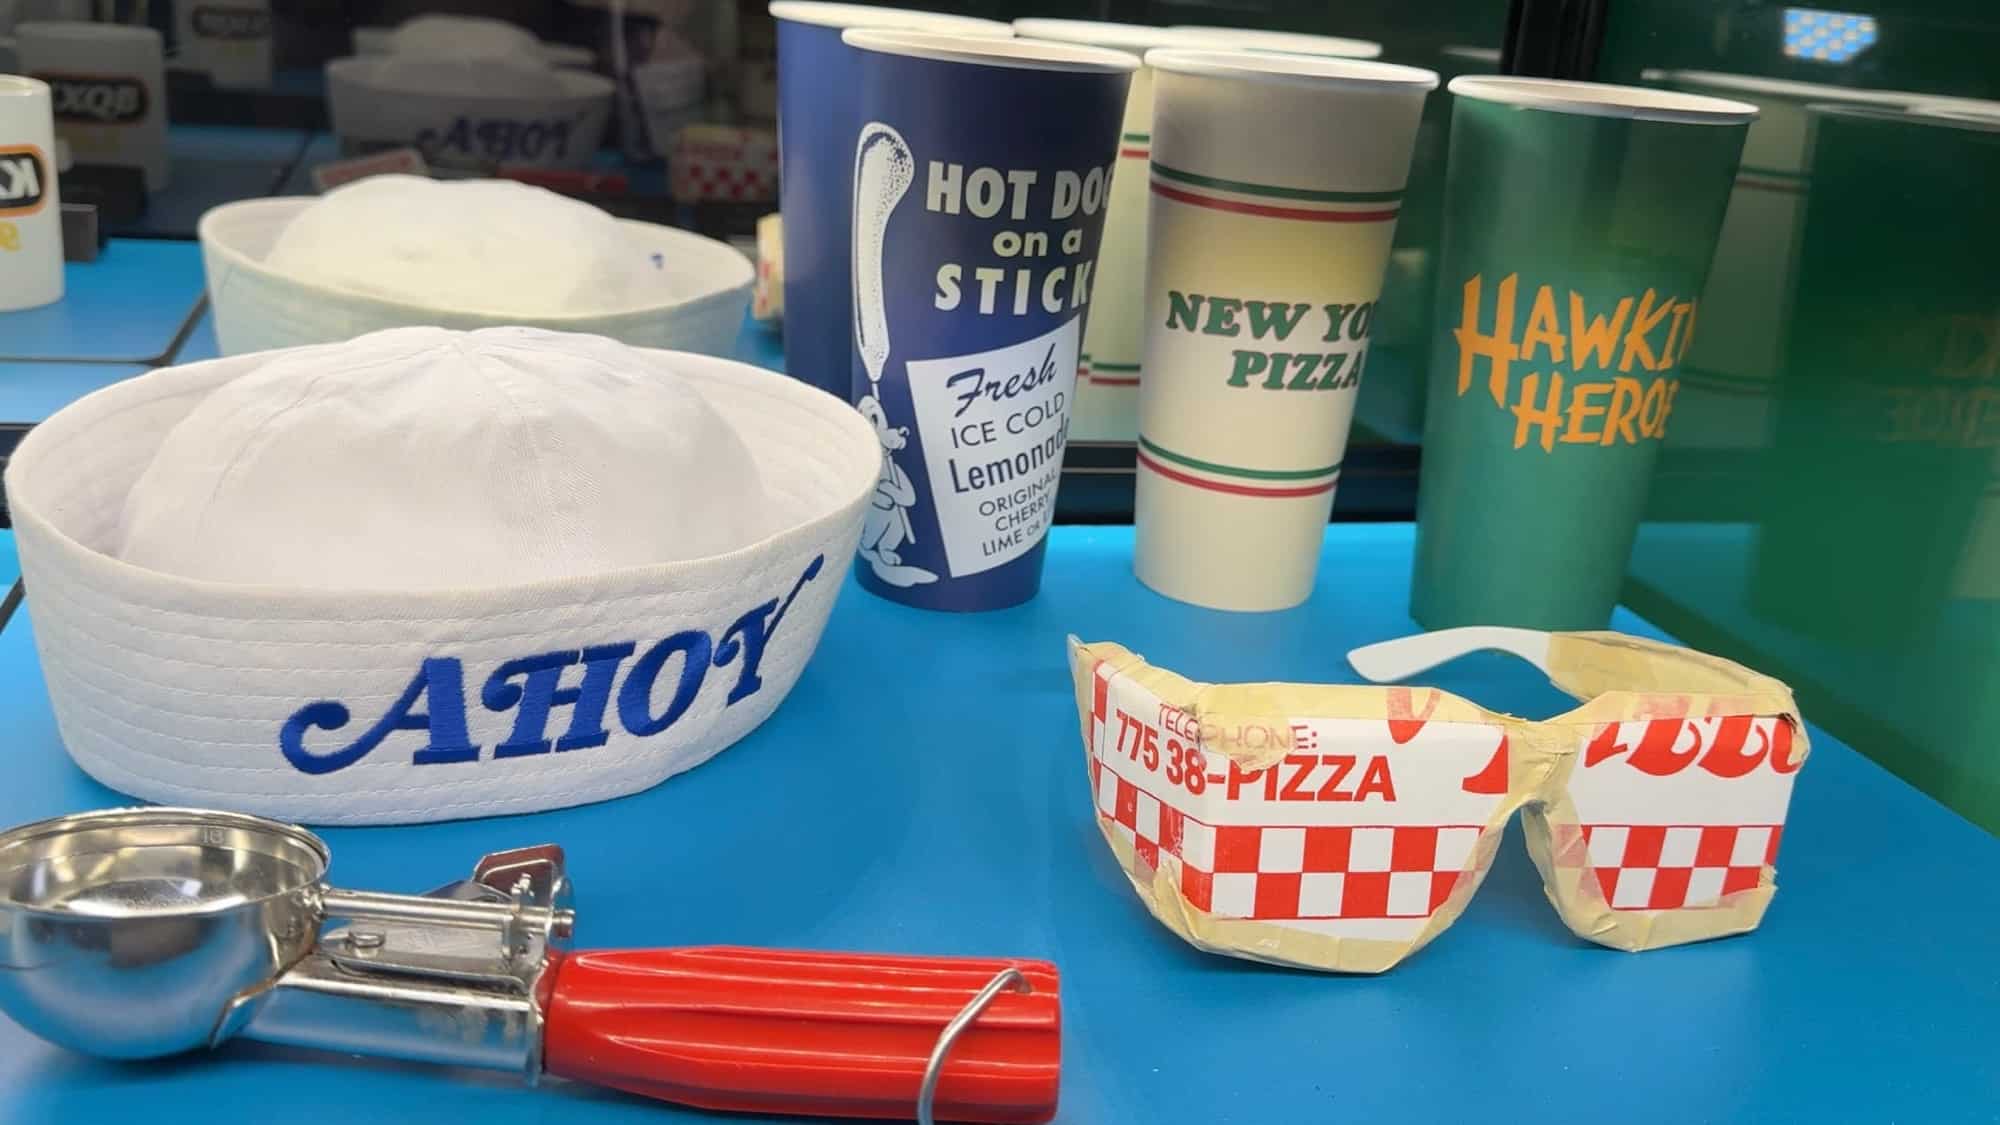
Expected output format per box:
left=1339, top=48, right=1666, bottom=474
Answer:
left=672, top=163, right=776, bottom=204
left=1581, top=824, right=1783, bottom=910
left=1091, top=760, right=1479, bottom=921
left=669, top=126, right=779, bottom=205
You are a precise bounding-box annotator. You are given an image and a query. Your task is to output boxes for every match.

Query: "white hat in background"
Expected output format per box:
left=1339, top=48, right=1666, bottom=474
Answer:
left=324, top=54, right=615, bottom=171
left=352, top=13, right=596, bottom=68
left=257, top=175, right=662, bottom=320
left=198, top=178, right=754, bottom=356
left=5, top=326, right=881, bottom=824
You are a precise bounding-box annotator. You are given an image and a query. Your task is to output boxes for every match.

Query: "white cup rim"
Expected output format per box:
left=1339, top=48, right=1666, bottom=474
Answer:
left=1449, top=76, right=1758, bottom=124
left=1167, top=26, right=1382, bottom=60
left=1009, top=19, right=1194, bottom=52
left=843, top=28, right=1140, bottom=74
left=768, top=3, right=1011, bottom=36
left=1146, top=48, right=1438, bottom=92
left=14, top=19, right=163, bottom=43
left=0, top=75, right=51, bottom=98
left=1638, top=68, right=1925, bottom=108
left=1818, top=101, right=2000, bottom=132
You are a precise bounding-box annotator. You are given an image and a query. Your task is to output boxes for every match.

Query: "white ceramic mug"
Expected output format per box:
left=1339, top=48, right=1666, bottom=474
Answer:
left=0, top=75, right=63, bottom=312
left=16, top=20, right=169, bottom=191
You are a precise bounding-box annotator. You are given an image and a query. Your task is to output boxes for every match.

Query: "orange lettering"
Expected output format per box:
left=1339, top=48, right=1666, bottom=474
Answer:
left=1511, top=372, right=1565, bottom=451
left=1655, top=379, right=1680, bottom=440
left=1637, top=377, right=1670, bottom=437
left=1659, top=302, right=1691, bottom=369
left=1569, top=291, right=1632, bottom=370
left=1456, top=273, right=1519, bottom=406
left=1602, top=376, right=1644, bottom=445
left=1562, top=381, right=1613, bottom=443
left=1618, top=289, right=1673, bottom=372
left=1521, top=284, right=1566, bottom=365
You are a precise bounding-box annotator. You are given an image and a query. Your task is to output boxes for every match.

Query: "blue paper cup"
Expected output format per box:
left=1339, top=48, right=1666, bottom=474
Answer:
left=770, top=3, right=1011, bottom=398
left=843, top=30, right=1138, bottom=611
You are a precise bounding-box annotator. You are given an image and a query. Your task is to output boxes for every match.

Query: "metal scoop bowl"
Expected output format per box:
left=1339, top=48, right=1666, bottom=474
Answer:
left=0, top=807, right=329, bottom=1059
left=0, top=807, right=1060, bottom=1124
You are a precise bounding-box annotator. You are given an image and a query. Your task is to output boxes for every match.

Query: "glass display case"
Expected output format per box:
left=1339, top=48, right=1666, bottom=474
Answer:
left=2, top=0, right=1994, bottom=836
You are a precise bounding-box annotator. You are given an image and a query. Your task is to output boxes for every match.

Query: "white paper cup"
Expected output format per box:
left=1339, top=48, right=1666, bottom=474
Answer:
left=173, top=0, right=273, bottom=89
left=1168, top=26, right=1382, bottom=60
left=1010, top=20, right=1379, bottom=444
left=16, top=21, right=169, bottom=191
left=0, top=76, right=63, bottom=312
left=1133, top=49, right=1437, bottom=611
left=1010, top=20, right=1204, bottom=443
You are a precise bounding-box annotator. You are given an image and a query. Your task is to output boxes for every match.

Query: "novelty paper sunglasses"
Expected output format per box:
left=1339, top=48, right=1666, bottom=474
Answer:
left=1067, top=628, right=1808, bottom=973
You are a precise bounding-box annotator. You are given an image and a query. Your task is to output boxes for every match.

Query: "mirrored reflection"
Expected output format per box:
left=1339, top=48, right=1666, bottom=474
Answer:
left=1628, top=95, right=2000, bottom=832
left=1352, top=43, right=1501, bottom=447
left=0, top=3, right=732, bottom=242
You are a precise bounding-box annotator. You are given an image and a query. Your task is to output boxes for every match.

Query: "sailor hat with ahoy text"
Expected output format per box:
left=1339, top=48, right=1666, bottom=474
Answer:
left=4, top=327, right=879, bottom=824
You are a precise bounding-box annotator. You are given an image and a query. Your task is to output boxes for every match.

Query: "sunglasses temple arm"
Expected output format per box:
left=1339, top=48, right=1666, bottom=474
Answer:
left=1346, top=627, right=1554, bottom=683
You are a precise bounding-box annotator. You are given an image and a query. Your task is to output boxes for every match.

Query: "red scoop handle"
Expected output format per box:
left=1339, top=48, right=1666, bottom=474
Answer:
left=541, top=946, right=1062, bottom=1123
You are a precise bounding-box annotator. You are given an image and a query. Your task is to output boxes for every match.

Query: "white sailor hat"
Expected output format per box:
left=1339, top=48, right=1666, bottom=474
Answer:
left=4, top=327, right=879, bottom=824
left=353, top=14, right=597, bottom=68
left=199, top=177, right=754, bottom=357
left=324, top=53, right=615, bottom=172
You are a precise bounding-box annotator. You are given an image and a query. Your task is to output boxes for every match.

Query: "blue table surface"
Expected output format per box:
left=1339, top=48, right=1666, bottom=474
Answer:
left=0, top=361, right=146, bottom=422
left=0, top=524, right=1993, bottom=1124
left=0, top=239, right=206, bottom=363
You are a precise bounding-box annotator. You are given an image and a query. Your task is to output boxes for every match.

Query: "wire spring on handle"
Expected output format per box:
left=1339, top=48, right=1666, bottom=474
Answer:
left=916, top=967, right=1033, bottom=1125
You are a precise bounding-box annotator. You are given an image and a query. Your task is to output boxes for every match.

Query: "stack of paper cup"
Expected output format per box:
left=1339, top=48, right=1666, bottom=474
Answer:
left=840, top=29, right=1137, bottom=611
left=0, top=75, right=63, bottom=312
left=172, top=0, right=273, bottom=89
left=1013, top=21, right=1388, bottom=447
left=1010, top=20, right=1199, bottom=444
left=16, top=21, right=169, bottom=191
left=1133, top=50, right=1437, bottom=611
left=1168, top=25, right=1382, bottom=60
left=769, top=3, right=1012, bottom=398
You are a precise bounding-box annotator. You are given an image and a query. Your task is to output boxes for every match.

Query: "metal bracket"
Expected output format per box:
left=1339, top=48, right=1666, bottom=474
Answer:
left=319, top=845, right=573, bottom=986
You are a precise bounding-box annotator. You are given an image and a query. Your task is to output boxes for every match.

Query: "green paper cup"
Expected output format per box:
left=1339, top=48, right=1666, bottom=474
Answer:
left=1411, top=78, right=1755, bottom=630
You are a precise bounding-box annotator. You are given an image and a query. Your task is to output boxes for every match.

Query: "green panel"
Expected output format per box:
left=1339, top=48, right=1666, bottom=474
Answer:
left=1600, top=2, right=2000, bottom=833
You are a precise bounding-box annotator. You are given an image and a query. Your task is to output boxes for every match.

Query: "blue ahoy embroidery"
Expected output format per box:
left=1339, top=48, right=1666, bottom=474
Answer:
left=280, top=555, right=823, bottom=774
